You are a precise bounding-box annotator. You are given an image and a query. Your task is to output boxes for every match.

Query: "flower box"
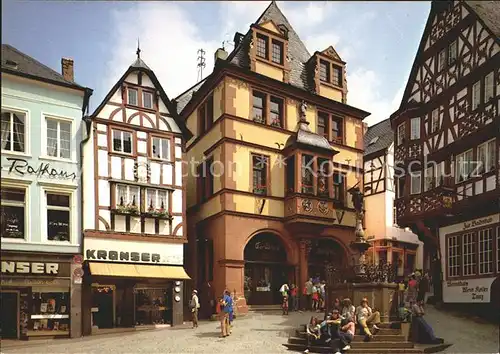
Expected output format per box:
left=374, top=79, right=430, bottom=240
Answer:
left=112, top=205, right=140, bottom=216
left=144, top=208, right=172, bottom=220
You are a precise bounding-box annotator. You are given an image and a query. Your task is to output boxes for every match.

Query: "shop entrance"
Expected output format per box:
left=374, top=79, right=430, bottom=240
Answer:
left=0, top=291, right=19, bottom=339
left=307, top=238, right=346, bottom=282
left=244, top=233, right=291, bottom=305
left=91, top=285, right=115, bottom=329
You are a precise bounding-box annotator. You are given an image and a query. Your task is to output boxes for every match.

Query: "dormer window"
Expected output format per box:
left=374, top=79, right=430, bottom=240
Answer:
left=319, top=59, right=342, bottom=88
left=271, top=40, right=284, bottom=65
left=319, top=60, right=330, bottom=82
left=252, top=25, right=287, bottom=70
left=256, top=33, right=269, bottom=59
left=332, top=66, right=342, bottom=87
left=128, top=88, right=138, bottom=106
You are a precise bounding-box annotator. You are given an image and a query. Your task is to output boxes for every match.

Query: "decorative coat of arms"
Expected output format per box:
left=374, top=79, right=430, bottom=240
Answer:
left=134, top=161, right=150, bottom=183
left=318, top=201, right=329, bottom=215
left=302, top=199, right=312, bottom=213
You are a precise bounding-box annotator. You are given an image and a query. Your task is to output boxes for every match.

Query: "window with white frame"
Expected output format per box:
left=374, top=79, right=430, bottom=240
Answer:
left=128, top=88, right=138, bottom=106
left=151, top=137, right=170, bottom=160
left=485, top=72, right=494, bottom=102
left=410, top=118, right=420, bottom=140
left=112, top=129, right=133, bottom=154
left=397, top=123, right=406, bottom=146
left=1, top=110, right=26, bottom=153
left=431, top=109, right=439, bottom=133
left=477, top=139, right=496, bottom=174
left=447, top=235, right=461, bottom=277
left=448, top=40, right=457, bottom=65
left=478, top=228, right=493, bottom=275
left=462, top=232, right=477, bottom=276
left=0, top=187, right=26, bottom=239
left=46, top=118, right=71, bottom=159
left=424, top=165, right=434, bottom=192
left=438, top=49, right=446, bottom=71
left=410, top=171, right=421, bottom=195
left=472, top=81, right=481, bottom=110
left=46, top=193, right=71, bottom=242
left=143, top=91, right=153, bottom=109
left=456, top=149, right=473, bottom=182
left=115, top=184, right=140, bottom=209
left=145, top=189, right=168, bottom=212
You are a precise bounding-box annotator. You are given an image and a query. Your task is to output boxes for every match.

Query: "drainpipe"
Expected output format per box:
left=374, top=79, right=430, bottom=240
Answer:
left=80, top=88, right=93, bottom=243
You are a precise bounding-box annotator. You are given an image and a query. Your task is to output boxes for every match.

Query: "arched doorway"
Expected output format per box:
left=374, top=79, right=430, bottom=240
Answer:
left=244, top=233, right=291, bottom=305
left=308, top=238, right=346, bottom=283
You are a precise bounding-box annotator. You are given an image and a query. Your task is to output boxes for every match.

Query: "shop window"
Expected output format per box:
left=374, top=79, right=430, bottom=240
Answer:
left=378, top=250, right=387, bottom=264
left=301, top=154, right=314, bottom=194
left=127, top=88, right=138, bottom=106
left=151, top=136, right=171, bottom=161
left=0, top=187, right=26, bottom=239
left=135, top=288, right=171, bottom=325
left=286, top=155, right=295, bottom=194
left=30, top=290, right=70, bottom=335
left=1, top=109, right=26, bottom=153
left=112, top=129, right=133, bottom=154
left=252, top=154, right=269, bottom=195
left=142, top=91, right=153, bottom=109
left=47, top=193, right=71, bottom=242
left=46, top=118, right=71, bottom=159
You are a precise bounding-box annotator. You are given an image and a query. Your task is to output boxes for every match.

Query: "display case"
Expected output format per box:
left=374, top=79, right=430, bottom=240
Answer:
left=134, top=288, right=171, bottom=325
left=29, top=289, right=70, bottom=336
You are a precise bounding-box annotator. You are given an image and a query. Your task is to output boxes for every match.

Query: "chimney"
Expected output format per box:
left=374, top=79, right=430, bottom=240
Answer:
left=61, top=57, right=74, bottom=82
left=214, top=48, right=228, bottom=64
left=233, top=32, right=244, bottom=47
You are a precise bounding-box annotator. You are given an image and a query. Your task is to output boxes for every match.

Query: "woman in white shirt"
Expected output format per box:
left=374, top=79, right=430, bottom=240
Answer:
left=340, top=298, right=355, bottom=321
left=355, top=298, right=380, bottom=339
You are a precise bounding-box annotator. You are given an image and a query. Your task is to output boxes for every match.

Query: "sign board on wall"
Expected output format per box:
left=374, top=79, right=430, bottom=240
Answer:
left=84, top=238, right=183, bottom=265
left=443, top=277, right=495, bottom=303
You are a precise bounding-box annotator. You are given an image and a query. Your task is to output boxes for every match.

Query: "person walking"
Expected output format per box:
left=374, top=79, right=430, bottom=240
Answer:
left=220, top=290, right=232, bottom=337
left=190, top=290, right=200, bottom=328
left=290, top=284, right=298, bottom=311
left=305, top=278, right=313, bottom=311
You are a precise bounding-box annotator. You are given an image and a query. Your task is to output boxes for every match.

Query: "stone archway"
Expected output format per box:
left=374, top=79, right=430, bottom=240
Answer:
left=244, top=232, right=290, bottom=305
left=307, top=238, right=347, bottom=284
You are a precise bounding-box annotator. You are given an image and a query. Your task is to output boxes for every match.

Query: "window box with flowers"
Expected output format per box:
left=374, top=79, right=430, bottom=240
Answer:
left=112, top=185, right=140, bottom=216
left=113, top=203, right=140, bottom=216
left=143, top=206, right=172, bottom=220
left=144, top=189, right=172, bottom=220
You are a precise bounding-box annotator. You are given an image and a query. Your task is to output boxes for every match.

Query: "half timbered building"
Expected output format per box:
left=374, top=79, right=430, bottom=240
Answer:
left=390, top=1, right=500, bottom=309
left=363, top=118, right=423, bottom=275
left=81, top=50, right=191, bottom=334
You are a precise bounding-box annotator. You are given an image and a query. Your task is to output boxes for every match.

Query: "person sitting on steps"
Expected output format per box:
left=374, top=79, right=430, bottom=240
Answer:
left=321, top=310, right=349, bottom=354
left=304, top=316, right=321, bottom=354
left=355, top=297, right=381, bottom=341
left=340, top=298, right=356, bottom=321
left=411, top=300, right=444, bottom=344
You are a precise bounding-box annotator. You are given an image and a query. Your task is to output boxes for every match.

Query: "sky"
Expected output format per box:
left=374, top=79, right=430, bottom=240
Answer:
left=2, top=1, right=430, bottom=126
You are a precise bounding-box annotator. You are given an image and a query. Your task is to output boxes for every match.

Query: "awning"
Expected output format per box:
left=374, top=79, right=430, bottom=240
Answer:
left=88, top=262, right=190, bottom=280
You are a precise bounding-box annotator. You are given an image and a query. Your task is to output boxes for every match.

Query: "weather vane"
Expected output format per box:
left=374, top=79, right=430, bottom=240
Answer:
left=136, top=38, right=141, bottom=59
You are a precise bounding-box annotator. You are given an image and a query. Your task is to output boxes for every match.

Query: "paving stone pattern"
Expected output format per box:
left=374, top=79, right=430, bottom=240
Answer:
left=3, top=306, right=499, bottom=354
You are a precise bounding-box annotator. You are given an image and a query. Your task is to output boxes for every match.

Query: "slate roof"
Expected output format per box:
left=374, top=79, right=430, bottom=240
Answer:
left=285, top=120, right=335, bottom=152
left=175, top=78, right=207, bottom=114
left=363, top=118, right=393, bottom=156
left=465, top=1, right=500, bottom=38
left=1, top=44, right=86, bottom=90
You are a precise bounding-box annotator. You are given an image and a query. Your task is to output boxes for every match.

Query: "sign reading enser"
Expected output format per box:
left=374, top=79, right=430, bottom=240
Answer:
left=1, top=261, right=59, bottom=275
left=84, top=238, right=183, bottom=265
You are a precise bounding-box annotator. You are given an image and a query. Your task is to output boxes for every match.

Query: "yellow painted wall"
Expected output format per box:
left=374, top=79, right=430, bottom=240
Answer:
left=213, top=80, right=224, bottom=121
left=255, top=61, right=283, bottom=82
left=260, top=22, right=280, bottom=34
left=231, top=193, right=284, bottom=218
left=319, top=84, right=343, bottom=102
left=189, top=197, right=222, bottom=223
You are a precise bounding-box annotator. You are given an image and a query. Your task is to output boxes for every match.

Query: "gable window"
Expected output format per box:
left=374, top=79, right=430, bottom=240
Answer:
left=331, top=116, right=343, bottom=143
left=252, top=90, right=283, bottom=127
left=46, top=118, right=71, bottom=159
left=112, top=129, right=133, bottom=154
left=151, top=137, right=170, bottom=161
left=333, top=172, right=345, bottom=201
left=1, top=110, right=26, bottom=153
left=319, top=60, right=330, bottom=82
left=46, top=193, right=71, bottom=242
left=143, top=91, right=153, bottom=109
left=0, top=187, right=26, bottom=239
left=252, top=154, right=269, bottom=195
left=271, top=39, right=283, bottom=65
left=127, top=88, right=138, bottom=106
left=301, top=154, right=314, bottom=194
left=198, top=94, right=214, bottom=135
left=397, top=123, right=406, bottom=146
left=410, top=117, right=420, bottom=140
left=256, top=33, right=269, bottom=59
left=424, top=165, right=434, bottom=192
left=438, top=49, right=446, bottom=71
left=477, top=139, right=496, bottom=174
left=332, top=66, right=342, bottom=87
left=485, top=72, right=494, bottom=102
left=317, top=112, right=328, bottom=139
left=115, top=184, right=140, bottom=209
left=456, top=149, right=473, bottom=182
left=197, top=158, right=214, bottom=202
left=472, top=81, right=481, bottom=110
left=430, top=109, right=439, bottom=134
left=448, top=40, right=457, bottom=65
left=410, top=171, right=421, bottom=195
left=146, top=188, right=168, bottom=212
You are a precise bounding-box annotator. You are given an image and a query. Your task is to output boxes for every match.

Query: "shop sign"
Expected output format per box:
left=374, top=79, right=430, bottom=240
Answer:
left=443, top=278, right=494, bottom=303
left=1, top=261, right=59, bottom=275
left=463, top=216, right=495, bottom=231
left=4, top=157, right=77, bottom=180
left=84, top=238, right=183, bottom=265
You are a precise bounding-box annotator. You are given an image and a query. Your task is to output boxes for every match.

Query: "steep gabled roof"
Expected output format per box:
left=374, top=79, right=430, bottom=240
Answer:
left=227, top=1, right=313, bottom=91
left=364, top=118, right=393, bottom=156
left=1, top=43, right=88, bottom=91
left=465, top=1, right=500, bottom=38
left=92, top=55, right=192, bottom=139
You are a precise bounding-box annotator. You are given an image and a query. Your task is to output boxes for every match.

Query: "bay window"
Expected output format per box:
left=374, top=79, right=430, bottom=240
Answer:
left=145, top=189, right=169, bottom=216
left=301, top=155, right=314, bottom=195
left=115, top=184, right=140, bottom=213
left=317, top=158, right=329, bottom=197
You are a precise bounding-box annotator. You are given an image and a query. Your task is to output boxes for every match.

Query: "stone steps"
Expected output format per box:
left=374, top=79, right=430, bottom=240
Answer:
left=295, top=331, right=407, bottom=342
left=283, top=343, right=424, bottom=353
left=288, top=337, right=414, bottom=349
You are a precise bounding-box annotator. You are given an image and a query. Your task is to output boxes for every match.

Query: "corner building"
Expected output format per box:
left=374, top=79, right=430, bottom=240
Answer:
left=176, top=2, right=370, bottom=315
left=81, top=53, right=191, bottom=334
